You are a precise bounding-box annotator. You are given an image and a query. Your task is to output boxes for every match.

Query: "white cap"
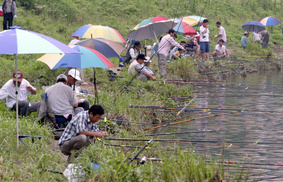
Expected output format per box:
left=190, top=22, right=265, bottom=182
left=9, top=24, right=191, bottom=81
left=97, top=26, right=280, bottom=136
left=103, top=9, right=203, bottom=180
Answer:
left=68, top=69, right=81, bottom=81
left=144, top=56, right=152, bottom=63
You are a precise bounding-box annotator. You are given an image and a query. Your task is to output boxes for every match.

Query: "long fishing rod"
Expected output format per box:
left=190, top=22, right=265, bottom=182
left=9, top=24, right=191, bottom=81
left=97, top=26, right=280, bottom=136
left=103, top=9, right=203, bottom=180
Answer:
left=169, top=93, right=283, bottom=100
left=140, top=130, right=217, bottom=137
left=106, top=138, right=283, bottom=146
left=127, top=99, right=194, bottom=164
left=143, top=111, right=240, bottom=131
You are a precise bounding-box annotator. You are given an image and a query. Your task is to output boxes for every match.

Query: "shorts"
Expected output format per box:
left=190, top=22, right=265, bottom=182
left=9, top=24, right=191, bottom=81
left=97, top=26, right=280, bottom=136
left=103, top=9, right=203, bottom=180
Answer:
left=200, top=42, right=210, bottom=53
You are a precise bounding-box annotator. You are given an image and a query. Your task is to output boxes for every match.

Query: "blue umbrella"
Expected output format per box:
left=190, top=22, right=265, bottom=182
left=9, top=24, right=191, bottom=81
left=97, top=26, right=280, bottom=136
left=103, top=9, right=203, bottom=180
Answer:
left=242, top=21, right=265, bottom=32
left=0, top=29, right=79, bottom=149
left=259, top=17, right=282, bottom=26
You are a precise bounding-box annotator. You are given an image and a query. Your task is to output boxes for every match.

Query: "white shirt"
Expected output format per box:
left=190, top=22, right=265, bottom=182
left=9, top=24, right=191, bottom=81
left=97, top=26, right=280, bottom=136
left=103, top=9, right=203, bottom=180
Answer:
left=215, top=44, right=226, bottom=54
left=129, top=48, right=140, bottom=63
left=0, top=79, right=36, bottom=108
left=128, top=60, right=139, bottom=73
left=252, top=32, right=261, bottom=42
left=218, top=26, right=226, bottom=42
left=200, top=26, right=210, bottom=42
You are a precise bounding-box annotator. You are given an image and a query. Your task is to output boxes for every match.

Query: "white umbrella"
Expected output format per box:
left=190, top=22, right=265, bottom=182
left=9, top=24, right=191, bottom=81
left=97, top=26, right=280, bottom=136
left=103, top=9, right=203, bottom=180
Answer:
left=127, top=20, right=177, bottom=41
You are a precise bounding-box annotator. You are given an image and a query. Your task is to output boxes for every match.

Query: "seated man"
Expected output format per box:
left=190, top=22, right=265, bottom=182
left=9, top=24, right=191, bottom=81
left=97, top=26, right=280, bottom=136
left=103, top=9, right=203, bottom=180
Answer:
left=128, top=54, right=156, bottom=81
left=212, top=39, right=228, bottom=58
left=67, top=69, right=90, bottom=111
left=241, top=31, right=250, bottom=48
left=168, top=41, right=186, bottom=62
left=186, top=33, right=200, bottom=58
left=172, top=48, right=186, bottom=60
left=0, top=70, right=40, bottom=117
left=45, top=74, right=83, bottom=120
left=58, top=105, right=108, bottom=161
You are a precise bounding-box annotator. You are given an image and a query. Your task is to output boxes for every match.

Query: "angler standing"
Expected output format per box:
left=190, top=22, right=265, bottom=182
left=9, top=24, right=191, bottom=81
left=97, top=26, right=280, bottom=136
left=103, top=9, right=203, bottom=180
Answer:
left=2, top=0, right=17, bottom=30
left=157, top=29, right=185, bottom=77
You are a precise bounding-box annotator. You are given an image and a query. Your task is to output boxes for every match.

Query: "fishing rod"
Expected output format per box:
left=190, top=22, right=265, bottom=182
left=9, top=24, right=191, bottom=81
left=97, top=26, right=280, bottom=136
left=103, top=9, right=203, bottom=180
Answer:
left=169, top=93, right=283, bottom=100
left=127, top=99, right=194, bottom=164
left=139, top=130, right=218, bottom=137
left=120, top=64, right=146, bottom=95
left=106, top=138, right=283, bottom=146
left=43, top=169, right=63, bottom=175
left=143, top=111, right=240, bottom=131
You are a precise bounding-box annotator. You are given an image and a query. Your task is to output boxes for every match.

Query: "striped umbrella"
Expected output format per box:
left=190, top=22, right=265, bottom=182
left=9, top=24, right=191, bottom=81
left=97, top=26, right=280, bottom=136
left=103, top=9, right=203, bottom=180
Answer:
left=37, top=45, right=115, bottom=69
left=259, top=16, right=282, bottom=26
left=38, top=45, right=115, bottom=104
left=188, top=15, right=207, bottom=26
left=77, top=38, right=125, bottom=58
left=182, top=16, right=199, bottom=27
left=132, top=16, right=169, bottom=30
left=71, top=25, right=126, bottom=43
left=173, top=20, right=197, bottom=35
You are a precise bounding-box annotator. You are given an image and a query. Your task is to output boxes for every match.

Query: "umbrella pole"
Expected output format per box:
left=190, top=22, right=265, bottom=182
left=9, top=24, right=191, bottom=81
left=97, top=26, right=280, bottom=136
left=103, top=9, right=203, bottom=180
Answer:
left=15, top=54, right=19, bottom=149
left=93, top=68, right=98, bottom=104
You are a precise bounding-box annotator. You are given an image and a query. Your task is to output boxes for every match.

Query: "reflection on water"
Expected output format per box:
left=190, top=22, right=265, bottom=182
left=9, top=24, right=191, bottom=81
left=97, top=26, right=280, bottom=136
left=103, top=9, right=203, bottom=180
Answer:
left=162, top=72, right=283, bottom=181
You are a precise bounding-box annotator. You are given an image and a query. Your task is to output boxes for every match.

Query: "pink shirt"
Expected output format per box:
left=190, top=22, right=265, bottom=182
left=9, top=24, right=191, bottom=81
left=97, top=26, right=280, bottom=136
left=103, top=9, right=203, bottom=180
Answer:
left=218, top=26, right=226, bottom=42
left=157, top=34, right=184, bottom=57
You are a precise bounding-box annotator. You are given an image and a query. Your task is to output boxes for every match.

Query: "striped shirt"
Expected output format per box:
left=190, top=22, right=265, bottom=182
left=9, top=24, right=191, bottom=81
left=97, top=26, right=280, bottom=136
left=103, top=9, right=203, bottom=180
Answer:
left=58, top=111, right=100, bottom=145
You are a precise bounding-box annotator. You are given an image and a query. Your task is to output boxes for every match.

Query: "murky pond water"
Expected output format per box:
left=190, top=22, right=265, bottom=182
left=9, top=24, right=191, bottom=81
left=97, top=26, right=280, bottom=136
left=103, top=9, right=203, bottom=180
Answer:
left=160, top=72, right=283, bottom=181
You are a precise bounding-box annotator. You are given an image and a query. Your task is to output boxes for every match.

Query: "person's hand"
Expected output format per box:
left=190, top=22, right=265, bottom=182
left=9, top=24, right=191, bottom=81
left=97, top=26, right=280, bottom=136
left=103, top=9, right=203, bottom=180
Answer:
left=14, top=15, right=17, bottom=19
left=96, top=132, right=108, bottom=138
left=26, top=86, right=33, bottom=92
left=213, top=35, right=217, bottom=39
left=209, top=40, right=211, bottom=44
left=151, top=76, right=157, bottom=81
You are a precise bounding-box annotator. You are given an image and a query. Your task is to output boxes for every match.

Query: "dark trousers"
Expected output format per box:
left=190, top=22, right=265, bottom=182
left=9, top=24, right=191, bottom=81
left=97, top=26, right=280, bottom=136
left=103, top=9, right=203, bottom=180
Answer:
left=3, top=12, right=13, bottom=30
left=11, top=100, right=41, bottom=118
left=78, top=100, right=90, bottom=111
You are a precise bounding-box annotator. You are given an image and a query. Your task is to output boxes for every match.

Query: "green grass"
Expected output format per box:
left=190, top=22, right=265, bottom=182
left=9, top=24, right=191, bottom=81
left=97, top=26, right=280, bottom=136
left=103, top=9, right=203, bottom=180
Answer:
left=0, top=0, right=280, bottom=181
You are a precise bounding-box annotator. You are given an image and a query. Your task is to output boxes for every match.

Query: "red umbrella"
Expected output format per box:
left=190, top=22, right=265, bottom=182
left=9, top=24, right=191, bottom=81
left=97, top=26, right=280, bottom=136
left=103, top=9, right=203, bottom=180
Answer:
left=174, top=21, right=197, bottom=35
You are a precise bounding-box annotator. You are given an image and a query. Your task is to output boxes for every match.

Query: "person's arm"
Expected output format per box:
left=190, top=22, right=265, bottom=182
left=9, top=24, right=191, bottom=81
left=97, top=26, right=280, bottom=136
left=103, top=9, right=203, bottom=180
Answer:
left=172, top=51, right=180, bottom=59
left=25, top=81, right=37, bottom=95
left=0, top=81, right=9, bottom=101
left=168, top=37, right=185, bottom=50
left=201, top=26, right=208, bottom=34
left=79, top=130, right=108, bottom=138
left=144, top=72, right=156, bottom=81
left=13, top=1, right=17, bottom=15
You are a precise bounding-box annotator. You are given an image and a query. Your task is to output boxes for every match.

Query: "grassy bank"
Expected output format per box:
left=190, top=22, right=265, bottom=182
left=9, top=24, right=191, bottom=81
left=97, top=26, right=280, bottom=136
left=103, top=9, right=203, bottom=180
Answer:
left=0, top=0, right=281, bottom=181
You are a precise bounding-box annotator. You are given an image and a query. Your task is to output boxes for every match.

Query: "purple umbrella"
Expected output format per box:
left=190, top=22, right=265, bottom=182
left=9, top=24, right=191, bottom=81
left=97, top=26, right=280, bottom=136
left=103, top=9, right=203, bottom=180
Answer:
left=0, top=28, right=79, bottom=149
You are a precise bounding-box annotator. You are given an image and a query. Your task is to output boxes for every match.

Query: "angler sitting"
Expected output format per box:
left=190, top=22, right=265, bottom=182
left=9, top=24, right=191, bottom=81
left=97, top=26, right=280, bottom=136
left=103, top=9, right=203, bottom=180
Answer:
left=58, top=105, right=108, bottom=162
left=121, top=41, right=142, bottom=66
left=0, top=70, right=40, bottom=117
left=212, top=39, right=228, bottom=58
left=128, top=54, right=156, bottom=81
left=45, top=74, right=83, bottom=126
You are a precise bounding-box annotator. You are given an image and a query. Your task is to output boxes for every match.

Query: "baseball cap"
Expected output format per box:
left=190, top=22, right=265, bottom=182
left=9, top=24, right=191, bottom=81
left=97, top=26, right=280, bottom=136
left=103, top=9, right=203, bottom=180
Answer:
left=56, top=74, right=67, bottom=82
left=134, top=41, right=141, bottom=47
left=13, top=70, right=23, bottom=82
left=144, top=56, right=152, bottom=63
left=68, top=69, right=81, bottom=81
left=137, top=54, right=147, bottom=60
left=244, top=31, right=249, bottom=35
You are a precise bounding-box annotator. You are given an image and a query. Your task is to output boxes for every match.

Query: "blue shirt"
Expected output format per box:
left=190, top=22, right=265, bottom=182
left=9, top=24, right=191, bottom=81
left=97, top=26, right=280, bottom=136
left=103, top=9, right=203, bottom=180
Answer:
left=241, top=36, right=249, bottom=48
left=168, top=47, right=179, bottom=60
left=58, top=111, right=100, bottom=145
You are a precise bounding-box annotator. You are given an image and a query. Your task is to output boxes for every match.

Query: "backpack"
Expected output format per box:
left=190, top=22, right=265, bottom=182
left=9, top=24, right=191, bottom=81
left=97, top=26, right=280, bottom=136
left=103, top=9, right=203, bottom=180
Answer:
left=122, top=47, right=134, bottom=64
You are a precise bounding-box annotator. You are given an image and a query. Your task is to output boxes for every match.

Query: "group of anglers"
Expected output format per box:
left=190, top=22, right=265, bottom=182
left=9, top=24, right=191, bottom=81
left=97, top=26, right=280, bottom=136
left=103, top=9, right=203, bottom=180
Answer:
left=0, top=69, right=107, bottom=162
left=121, top=19, right=229, bottom=83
